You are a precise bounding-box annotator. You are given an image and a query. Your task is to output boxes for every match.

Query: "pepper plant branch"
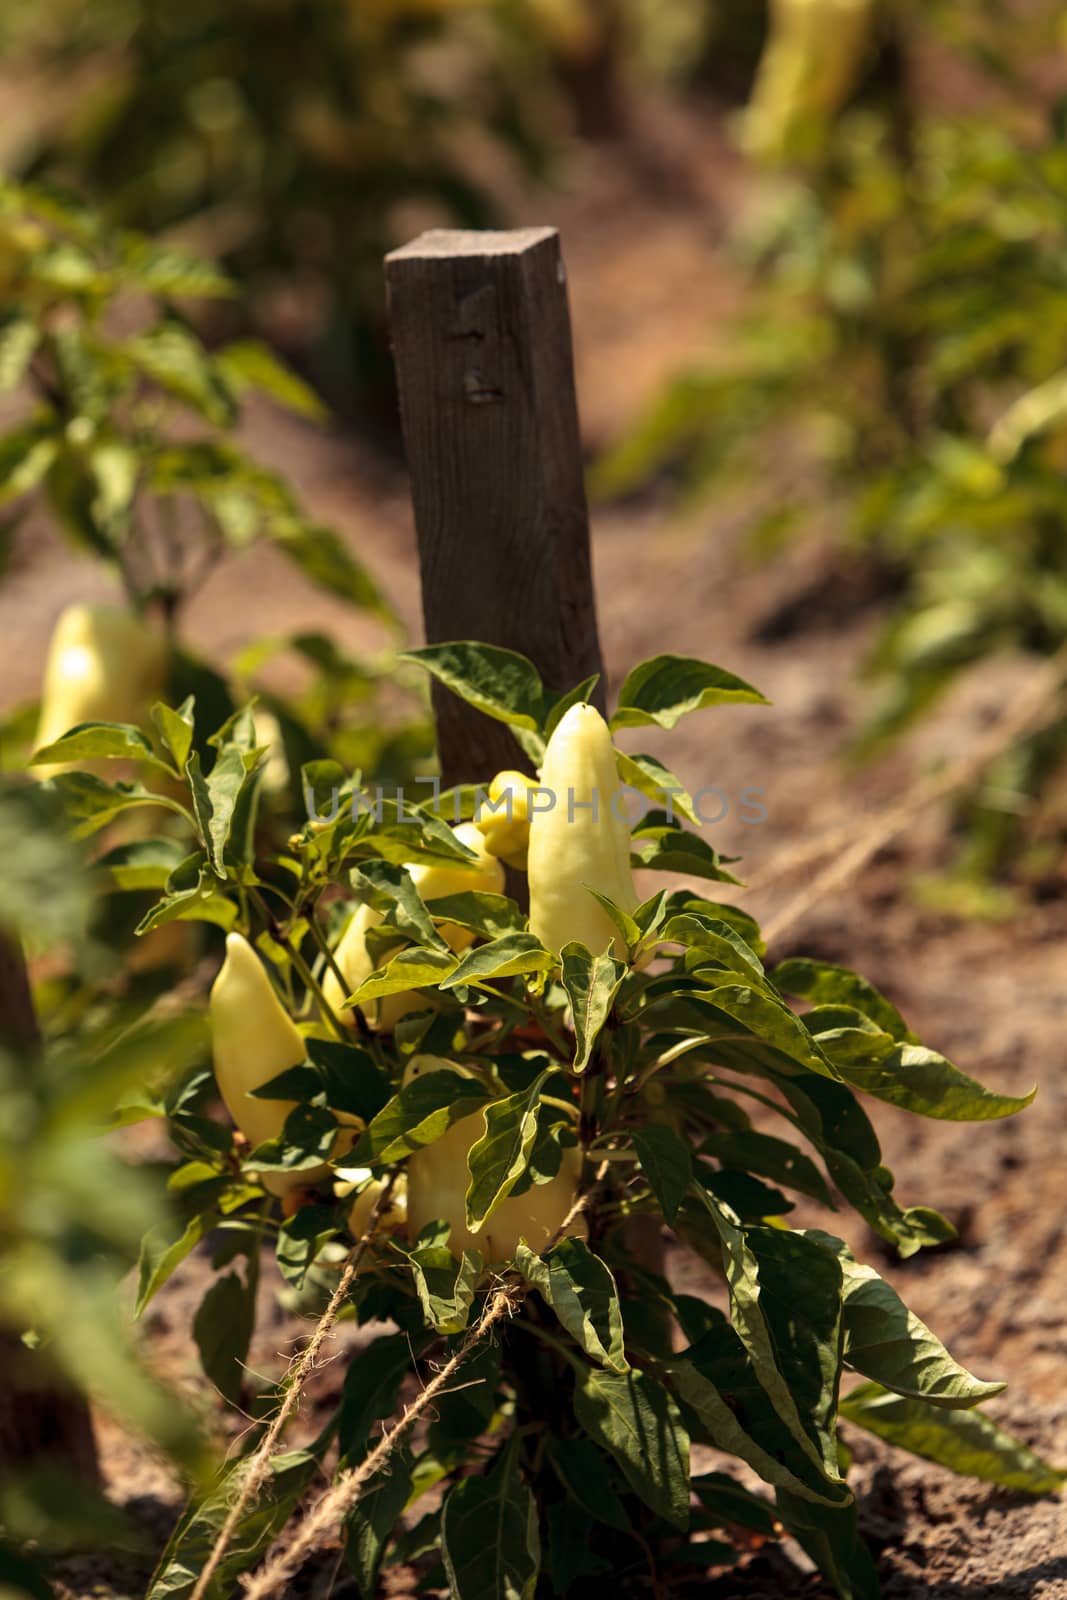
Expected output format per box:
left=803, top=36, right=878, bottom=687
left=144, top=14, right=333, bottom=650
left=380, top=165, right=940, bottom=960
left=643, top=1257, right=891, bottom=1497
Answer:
left=236, top=1180, right=599, bottom=1600
left=187, top=1171, right=401, bottom=1600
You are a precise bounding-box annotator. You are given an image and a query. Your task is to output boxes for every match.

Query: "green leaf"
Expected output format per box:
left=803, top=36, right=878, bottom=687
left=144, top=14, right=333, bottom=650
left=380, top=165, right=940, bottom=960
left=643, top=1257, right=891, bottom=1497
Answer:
left=544, top=1501, right=612, bottom=1591
left=546, top=1437, right=630, bottom=1532
left=420, top=890, right=526, bottom=940
left=345, top=1449, right=413, bottom=1600
left=192, top=1271, right=254, bottom=1406
left=244, top=1103, right=340, bottom=1175
left=136, top=1211, right=218, bottom=1317
left=775, top=1488, right=880, bottom=1600
left=808, top=1233, right=1003, bottom=1408
left=690, top=1471, right=776, bottom=1536
left=773, top=958, right=914, bottom=1042
left=407, top=1243, right=481, bottom=1334
left=186, top=741, right=263, bottom=880
left=630, top=826, right=742, bottom=884
left=276, top=1205, right=339, bottom=1289
left=673, top=987, right=842, bottom=1081
left=669, top=1309, right=846, bottom=1507
left=440, top=933, right=553, bottom=991
left=152, top=698, right=196, bottom=773
left=441, top=1444, right=541, bottom=1600
left=269, top=520, right=389, bottom=616
left=97, top=835, right=187, bottom=891
left=771, top=1074, right=954, bottom=1258
left=401, top=643, right=546, bottom=733
left=832, top=1041, right=1036, bottom=1121
left=701, top=1130, right=834, bottom=1207
left=30, top=721, right=175, bottom=775
left=611, top=654, right=768, bottom=730
left=631, top=1124, right=692, bottom=1225
left=0, top=313, right=39, bottom=392
left=840, top=1383, right=1066, bottom=1494
left=252, top=1037, right=390, bottom=1124
left=355, top=1070, right=489, bottom=1164
left=615, top=749, right=700, bottom=825
left=465, top=1076, right=547, bottom=1232
left=559, top=942, right=625, bottom=1072
left=337, top=1334, right=425, bottom=1468
left=346, top=946, right=457, bottom=1006
left=0, top=419, right=58, bottom=505
left=573, top=1367, right=690, bottom=1529
left=146, top=1449, right=320, bottom=1600
left=660, top=913, right=766, bottom=982
left=350, top=859, right=447, bottom=950
left=126, top=315, right=236, bottom=426
left=216, top=340, right=327, bottom=420
left=694, top=1193, right=847, bottom=1494
left=517, top=1237, right=628, bottom=1373
left=585, top=887, right=642, bottom=952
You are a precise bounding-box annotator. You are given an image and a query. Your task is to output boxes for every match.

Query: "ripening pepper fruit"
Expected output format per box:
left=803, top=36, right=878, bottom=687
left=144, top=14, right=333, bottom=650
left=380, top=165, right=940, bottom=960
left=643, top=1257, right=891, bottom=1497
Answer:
left=743, top=0, right=874, bottom=162
left=474, top=769, right=537, bottom=870
left=34, top=603, right=169, bottom=767
left=527, top=702, right=637, bottom=958
left=320, top=821, right=505, bottom=1030
left=210, top=932, right=336, bottom=1197
left=403, top=1055, right=586, bottom=1262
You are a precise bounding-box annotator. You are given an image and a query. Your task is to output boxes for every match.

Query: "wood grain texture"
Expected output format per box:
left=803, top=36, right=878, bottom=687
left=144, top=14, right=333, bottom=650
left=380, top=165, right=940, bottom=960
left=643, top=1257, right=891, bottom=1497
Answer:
left=386, top=227, right=604, bottom=789
left=0, top=932, right=99, bottom=1480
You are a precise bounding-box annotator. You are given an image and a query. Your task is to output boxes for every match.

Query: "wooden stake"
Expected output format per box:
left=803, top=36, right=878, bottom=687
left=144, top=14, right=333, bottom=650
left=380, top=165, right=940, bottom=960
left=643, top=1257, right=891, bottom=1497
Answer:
left=385, top=227, right=604, bottom=788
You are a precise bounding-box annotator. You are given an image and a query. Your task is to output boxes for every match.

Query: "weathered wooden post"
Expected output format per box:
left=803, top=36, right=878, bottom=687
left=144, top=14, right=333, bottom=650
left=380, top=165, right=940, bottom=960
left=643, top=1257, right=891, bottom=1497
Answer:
left=386, top=226, right=663, bottom=1273
left=0, top=935, right=99, bottom=1479
left=385, top=227, right=604, bottom=788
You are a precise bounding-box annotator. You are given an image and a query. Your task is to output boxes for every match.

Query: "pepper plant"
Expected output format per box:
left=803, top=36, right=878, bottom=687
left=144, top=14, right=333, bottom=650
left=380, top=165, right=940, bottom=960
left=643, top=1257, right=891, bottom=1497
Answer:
left=596, top=0, right=1067, bottom=897
left=26, top=641, right=1062, bottom=1599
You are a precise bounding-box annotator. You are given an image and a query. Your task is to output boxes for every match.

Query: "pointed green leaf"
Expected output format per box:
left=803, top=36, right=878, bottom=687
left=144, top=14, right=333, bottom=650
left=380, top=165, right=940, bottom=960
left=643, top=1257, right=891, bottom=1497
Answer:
left=440, top=933, right=553, bottom=991
left=408, top=1244, right=481, bottom=1334
left=833, top=1041, right=1036, bottom=1121
left=465, top=1075, right=547, bottom=1231
left=632, top=1124, right=692, bottom=1225
left=346, top=946, right=457, bottom=1006
left=615, top=749, right=700, bottom=825
left=441, top=1445, right=541, bottom=1600
left=517, top=1237, right=628, bottom=1373
left=840, top=1383, right=1066, bottom=1493
left=355, top=1070, right=489, bottom=1164
left=611, top=654, right=768, bottom=730
left=401, top=642, right=546, bottom=733
left=31, top=720, right=175, bottom=775
left=573, top=1367, right=690, bottom=1529
left=151, top=697, right=196, bottom=773
left=560, top=942, right=625, bottom=1072
left=350, top=859, right=448, bottom=950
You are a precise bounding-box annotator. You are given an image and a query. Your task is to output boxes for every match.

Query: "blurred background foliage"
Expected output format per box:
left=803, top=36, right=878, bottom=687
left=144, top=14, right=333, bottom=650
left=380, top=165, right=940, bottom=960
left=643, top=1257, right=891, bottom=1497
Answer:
left=0, top=0, right=764, bottom=406
left=597, top=0, right=1067, bottom=898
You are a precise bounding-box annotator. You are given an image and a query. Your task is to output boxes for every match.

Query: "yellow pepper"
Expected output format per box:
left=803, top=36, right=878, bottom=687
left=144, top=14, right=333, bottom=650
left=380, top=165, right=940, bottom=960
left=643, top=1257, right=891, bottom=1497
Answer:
left=403, top=1055, right=585, bottom=1263
left=320, top=821, right=505, bottom=1031
left=474, top=769, right=537, bottom=870
left=34, top=604, right=169, bottom=767
left=210, top=932, right=337, bottom=1197
left=743, top=0, right=875, bottom=162
left=527, top=703, right=637, bottom=958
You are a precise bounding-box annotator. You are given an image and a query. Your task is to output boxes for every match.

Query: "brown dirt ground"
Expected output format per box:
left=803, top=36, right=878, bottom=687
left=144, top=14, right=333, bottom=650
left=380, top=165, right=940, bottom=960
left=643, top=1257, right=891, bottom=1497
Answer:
left=3, top=97, right=1066, bottom=1600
